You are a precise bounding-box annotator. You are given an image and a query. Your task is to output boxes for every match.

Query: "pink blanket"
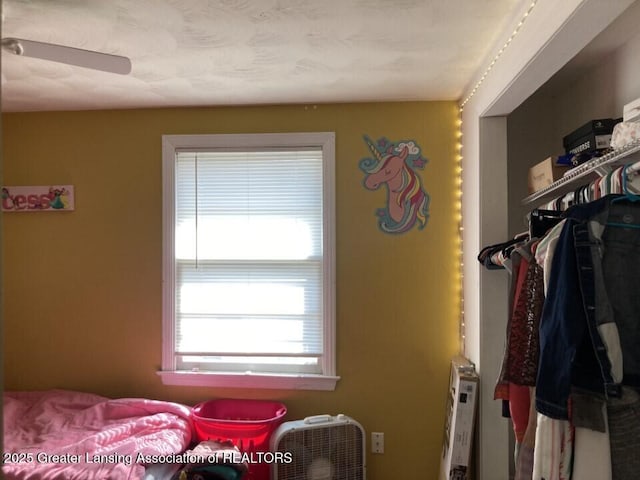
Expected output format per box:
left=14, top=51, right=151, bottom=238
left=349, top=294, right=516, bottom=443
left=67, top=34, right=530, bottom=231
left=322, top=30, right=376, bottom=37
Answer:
left=3, top=390, right=194, bottom=480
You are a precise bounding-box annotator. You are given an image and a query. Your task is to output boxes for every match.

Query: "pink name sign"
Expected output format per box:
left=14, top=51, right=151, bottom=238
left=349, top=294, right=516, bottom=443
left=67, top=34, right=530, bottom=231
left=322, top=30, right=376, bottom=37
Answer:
left=2, top=185, right=75, bottom=212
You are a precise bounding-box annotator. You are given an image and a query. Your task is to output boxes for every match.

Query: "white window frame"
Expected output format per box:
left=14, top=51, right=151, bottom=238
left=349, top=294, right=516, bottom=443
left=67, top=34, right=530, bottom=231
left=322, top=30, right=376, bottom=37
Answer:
left=158, top=132, right=338, bottom=391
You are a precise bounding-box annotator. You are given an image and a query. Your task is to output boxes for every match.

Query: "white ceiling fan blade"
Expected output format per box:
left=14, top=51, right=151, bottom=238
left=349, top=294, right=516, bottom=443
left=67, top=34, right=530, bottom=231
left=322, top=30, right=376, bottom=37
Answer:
left=2, top=38, right=131, bottom=75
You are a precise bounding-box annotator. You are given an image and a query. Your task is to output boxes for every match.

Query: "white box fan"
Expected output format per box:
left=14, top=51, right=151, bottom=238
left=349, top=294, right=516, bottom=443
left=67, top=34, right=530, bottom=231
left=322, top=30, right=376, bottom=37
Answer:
left=270, top=414, right=366, bottom=480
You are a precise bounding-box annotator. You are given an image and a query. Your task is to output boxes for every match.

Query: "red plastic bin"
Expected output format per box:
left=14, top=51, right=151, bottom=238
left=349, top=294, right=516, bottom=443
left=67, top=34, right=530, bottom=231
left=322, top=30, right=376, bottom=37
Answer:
left=191, top=398, right=287, bottom=480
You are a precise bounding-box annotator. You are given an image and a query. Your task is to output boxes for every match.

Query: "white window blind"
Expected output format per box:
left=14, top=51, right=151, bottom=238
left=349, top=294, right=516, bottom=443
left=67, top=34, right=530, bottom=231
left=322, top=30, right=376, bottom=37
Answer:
left=174, top=147, right=326, bottom=375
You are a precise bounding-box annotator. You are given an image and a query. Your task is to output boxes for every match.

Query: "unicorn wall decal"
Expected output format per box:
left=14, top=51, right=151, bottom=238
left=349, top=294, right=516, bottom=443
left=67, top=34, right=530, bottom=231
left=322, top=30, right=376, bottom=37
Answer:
left=359, top=135, right=430, bottom=234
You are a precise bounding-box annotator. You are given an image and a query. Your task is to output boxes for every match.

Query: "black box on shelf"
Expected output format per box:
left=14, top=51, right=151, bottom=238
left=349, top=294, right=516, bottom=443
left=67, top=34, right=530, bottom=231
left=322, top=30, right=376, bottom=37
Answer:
left=563, top=118, right=622, bottom=155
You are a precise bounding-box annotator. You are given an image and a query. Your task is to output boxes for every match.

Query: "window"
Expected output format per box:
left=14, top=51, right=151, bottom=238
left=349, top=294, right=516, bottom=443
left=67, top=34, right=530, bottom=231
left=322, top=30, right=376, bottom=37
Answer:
left=159, top=133, right=338, bottom=390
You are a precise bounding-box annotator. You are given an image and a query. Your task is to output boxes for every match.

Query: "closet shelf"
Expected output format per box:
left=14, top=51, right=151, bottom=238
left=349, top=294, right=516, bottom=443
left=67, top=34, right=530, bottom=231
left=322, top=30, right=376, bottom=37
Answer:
left=522, top=139, right=640, bottom=206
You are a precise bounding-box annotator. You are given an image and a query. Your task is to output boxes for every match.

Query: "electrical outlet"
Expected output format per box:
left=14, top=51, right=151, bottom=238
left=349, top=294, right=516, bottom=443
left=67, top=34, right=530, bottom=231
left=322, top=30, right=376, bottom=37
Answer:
left=371, top=432, right=384, bottom=454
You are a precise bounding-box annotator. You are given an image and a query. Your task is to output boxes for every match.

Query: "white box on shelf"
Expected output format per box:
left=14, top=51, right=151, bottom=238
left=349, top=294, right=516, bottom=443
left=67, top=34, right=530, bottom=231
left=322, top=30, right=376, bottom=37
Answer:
left=623, top=97, right=640, bottom=123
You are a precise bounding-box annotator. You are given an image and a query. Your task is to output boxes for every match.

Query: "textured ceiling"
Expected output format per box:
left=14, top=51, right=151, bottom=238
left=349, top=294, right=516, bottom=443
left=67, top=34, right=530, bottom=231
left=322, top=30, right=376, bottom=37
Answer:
left=1, top=0, right=523, bottom=112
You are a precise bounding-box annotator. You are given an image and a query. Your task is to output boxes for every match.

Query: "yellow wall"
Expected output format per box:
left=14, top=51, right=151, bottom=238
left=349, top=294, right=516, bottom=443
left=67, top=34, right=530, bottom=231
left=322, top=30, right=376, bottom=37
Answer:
left=2, top=101, right=459, bottom=479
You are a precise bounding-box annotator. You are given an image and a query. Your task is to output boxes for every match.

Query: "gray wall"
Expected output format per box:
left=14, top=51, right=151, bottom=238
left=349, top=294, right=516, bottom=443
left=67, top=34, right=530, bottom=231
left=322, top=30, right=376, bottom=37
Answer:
left=554, top=29, right=640, bottom=135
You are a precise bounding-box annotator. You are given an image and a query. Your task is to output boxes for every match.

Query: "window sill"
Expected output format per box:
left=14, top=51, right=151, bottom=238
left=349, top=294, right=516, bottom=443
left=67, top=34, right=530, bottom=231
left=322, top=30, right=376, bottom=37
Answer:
left=157, top=370, right=340, bottom=391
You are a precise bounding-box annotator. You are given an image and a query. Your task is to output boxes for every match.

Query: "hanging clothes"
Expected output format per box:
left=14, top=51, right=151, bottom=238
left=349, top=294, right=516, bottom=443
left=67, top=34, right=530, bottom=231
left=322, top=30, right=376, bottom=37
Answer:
left=514, top=387, right=537, bottom=480
left=536, top=194, right=640, bottom=421
left=607, top=387, right=640, bottom=480
left=477, top=233, right=529, bottom=269
left=572, top=395, right=612, bottom=480
left=479, top=161, right=640, bottom=480
left=533, top=220, right=566, bottom=294
left=494, top=240, right=544, bottom=395
left=532, top=414, right=574, bottom=480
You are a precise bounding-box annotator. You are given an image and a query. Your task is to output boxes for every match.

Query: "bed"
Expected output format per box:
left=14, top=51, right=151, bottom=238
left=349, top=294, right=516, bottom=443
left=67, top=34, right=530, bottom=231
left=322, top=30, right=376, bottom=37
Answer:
left=2, top=389, right=246, bottom=480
